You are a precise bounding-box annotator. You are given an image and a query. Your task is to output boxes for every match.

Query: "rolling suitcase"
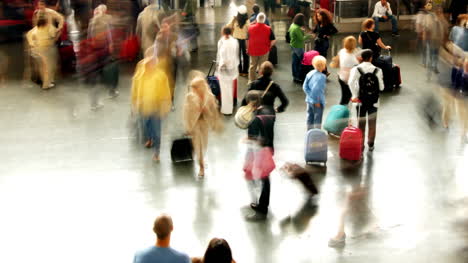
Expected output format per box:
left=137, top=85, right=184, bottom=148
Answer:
left=392, top=64, right=401, bottom=88
left=339, top=104, right=363, bottom=161
left=171, top=137, right=193, bottom=162
left=375, top=50, right=394, bottom=91
left=323, top=105, right=350, bottom=136
left=206, top=61, right=220, bottom=97
left=304, top=129, right=328, bottom=165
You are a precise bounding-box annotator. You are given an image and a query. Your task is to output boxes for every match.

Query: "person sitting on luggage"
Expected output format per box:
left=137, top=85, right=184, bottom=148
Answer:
left=348, top=49, right=385, bottom=152
left=372, top=0, right=399, bottom=36
left=359, top=18, right=391, bottom=61
left=241, top=61, right=289, bottom=115
left=303, top=55, right=327, bottom=130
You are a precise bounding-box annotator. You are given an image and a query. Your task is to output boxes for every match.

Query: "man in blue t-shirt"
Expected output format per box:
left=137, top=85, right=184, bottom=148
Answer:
left=133, top=214, right=190, bottom=263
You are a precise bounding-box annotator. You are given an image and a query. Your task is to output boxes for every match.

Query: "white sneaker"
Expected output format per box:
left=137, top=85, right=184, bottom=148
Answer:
left=91, top=103, right=104, bottom=111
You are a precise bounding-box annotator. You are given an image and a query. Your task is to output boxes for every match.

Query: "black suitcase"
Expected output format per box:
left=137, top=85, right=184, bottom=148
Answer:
left=268, top=45, right=278, bottom=65
left=171, top=137, right=193, bottom=162
left=374, top=50, right=394, bottom=91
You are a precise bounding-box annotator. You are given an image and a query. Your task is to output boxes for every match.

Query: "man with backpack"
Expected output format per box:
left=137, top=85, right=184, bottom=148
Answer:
left=348, top=49, right=384, bottom=151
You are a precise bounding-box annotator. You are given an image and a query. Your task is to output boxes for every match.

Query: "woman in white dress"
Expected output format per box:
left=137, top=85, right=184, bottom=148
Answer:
left=215, top=26, right=239, bottom=115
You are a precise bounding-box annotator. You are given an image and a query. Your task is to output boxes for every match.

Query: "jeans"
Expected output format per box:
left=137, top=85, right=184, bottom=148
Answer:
left=373, top=15, right=398, bottom=33
left=338, top=78, right=352, bottom=105
left=238, top=39, right=249, bottom=74
left=307, top=103, right=324, bottom=130
left=422, top=40, right=439, bottom=72
left=141, top=116, right=162, bottom=155
left=291, top=47, right=304, bottom=81
left=257, top=177, right=270, bottom=214
left=357, top=104, right=378, bottom=147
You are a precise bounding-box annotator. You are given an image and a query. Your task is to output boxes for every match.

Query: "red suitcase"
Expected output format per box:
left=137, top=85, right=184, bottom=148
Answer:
left=339, top=104, right=363, bottom=161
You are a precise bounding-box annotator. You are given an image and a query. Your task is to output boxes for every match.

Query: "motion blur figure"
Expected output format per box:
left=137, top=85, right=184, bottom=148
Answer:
left=183, top=72, right=223, bottom=177
left=87, top=4, right=118, bottom=109
left=33, top=0, right=64, bottom=31
left=131, top=44, right=173, bottom=162
left=453, top=58, right=468, bottom=142
left=136, top=1, right=166, bottom=56
left=26, top=11, right=60, bottom=89
left=415, top=1, right=448, bottom=79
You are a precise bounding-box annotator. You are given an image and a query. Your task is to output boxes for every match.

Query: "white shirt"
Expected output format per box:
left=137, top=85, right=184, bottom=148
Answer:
left=338, top=48, right=360, bottom=82
left=348, top=62, right=385, bottom=107
left=372, top=1, right=393, bottom=18
left=215, top=35, right=239, bottom=79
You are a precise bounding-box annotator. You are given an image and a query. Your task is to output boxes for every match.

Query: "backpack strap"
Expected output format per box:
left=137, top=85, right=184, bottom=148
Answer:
left=372, top=68, right=379, bottom=75
left=357, top=67, right=364, bottom=75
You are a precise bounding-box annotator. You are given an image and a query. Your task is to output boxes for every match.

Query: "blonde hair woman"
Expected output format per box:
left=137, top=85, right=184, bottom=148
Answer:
left=302, top=55, right=327, bottom=130
left=183, top=72, right=223, bottom=177
left=335, top=36, right=360, bottom=105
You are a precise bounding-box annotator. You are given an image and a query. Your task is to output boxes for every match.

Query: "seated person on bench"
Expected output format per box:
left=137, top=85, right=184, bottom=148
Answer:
left=372, top=0, right=399, bottom=36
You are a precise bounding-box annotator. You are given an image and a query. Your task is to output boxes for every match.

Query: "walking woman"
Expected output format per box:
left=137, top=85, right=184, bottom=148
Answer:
left=312, top=8, right=338, bottom=58
left=229, top=5, right=250, bottom=77
left=183, top=72, right=224, bottom=177
left=359, top=18, right=391, bottom=61
left=288, top=13, right=312, bottom=83
left=303, top=55, right=327, bottom=130
left=216, top=26, right=239, bottom=115
left=26, top=11, right=60, bottom=89
left=131, top=45, right=172, bottom=162
left=334, top=36, right=360, bottom=105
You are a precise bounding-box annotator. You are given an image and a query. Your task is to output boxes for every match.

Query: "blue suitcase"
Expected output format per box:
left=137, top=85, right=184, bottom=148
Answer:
left=323, top=105, right=350, bottom=136
left=305, top=129, right=328, bottom=165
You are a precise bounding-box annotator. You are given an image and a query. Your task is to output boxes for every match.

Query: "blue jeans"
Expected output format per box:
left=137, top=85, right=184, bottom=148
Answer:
left=422, top=40, right=439, bottom=71
left=291, top=47, right=304, bottom=81
left=373, top=15, right=398, bottom=33
left=307, top=103, right=323, bottom=130
left=141, top=116, right=162, bottom=154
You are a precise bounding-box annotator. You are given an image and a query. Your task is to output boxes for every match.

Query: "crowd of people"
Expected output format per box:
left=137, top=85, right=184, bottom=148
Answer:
left=2, top=0, right=466, bottom=254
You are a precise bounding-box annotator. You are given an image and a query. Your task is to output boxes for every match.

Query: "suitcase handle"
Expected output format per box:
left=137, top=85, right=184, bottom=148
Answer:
left=348, top=102, right=362, bottom=127
left=207, top=60, right=217, bottom=77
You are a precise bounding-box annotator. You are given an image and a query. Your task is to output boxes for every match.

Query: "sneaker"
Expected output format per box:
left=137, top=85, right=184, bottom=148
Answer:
left=328, top=233, right=346, bottom=248
left=392, top=32, right=400, bottom=37
left=368, top=143, right=375, bottom=152
left=109, top=90, right=119, bottom=98
left=245, top=211, right=267, bottom=221
left=433, top=68, right=440, bottom=74
left=152, top=154, right=160, bottom=162
left=145, top=140, right=153, bottom=148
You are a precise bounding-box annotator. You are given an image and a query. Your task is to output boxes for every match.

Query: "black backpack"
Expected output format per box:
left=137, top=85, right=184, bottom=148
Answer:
left=358, top=67, right=380, bottom=105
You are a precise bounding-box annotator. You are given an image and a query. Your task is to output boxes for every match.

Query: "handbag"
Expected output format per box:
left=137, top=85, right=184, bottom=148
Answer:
left=234, top=81, right=274, bottom=129
left=120, top=34, right=140, bottom=61
left=244, top=146, right=275, bottom=180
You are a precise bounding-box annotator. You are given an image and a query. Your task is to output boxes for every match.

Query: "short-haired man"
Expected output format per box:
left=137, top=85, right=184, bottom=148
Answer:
left=249, top=5, right=270, bottom=25
left=348, top=49, right=384, bottom=151
left=33, top=0, right=64, bottom=31
left=247, top=12, right=276, bottom=83
left=372, top=0, right=399, bottom=36
left=133, top=214, right=190, bottom=263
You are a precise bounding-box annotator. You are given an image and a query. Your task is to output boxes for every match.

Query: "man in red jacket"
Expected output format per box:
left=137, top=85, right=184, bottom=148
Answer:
left=247, top=12, right=276, bottom=83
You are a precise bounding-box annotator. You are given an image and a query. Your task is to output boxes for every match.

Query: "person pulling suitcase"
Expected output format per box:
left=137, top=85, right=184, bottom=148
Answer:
left=348, top=49, right=384, bottom=152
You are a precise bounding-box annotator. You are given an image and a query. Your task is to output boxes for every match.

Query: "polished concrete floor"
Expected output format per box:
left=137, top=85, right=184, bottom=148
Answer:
left=0, top=4, right=467, bottom=263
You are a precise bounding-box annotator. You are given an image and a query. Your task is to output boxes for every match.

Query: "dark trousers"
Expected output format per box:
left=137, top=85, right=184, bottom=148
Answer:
left=264, top=0, right=276, bottom=13
left=257, top=177, right=270, bottom=214
left=314, top=38, right=330, bottom=58
left=357, top=104, right=378, bottom=147
left=238, top=39, right=249, bottom=74
left=338, top=78, right=351, bottom=105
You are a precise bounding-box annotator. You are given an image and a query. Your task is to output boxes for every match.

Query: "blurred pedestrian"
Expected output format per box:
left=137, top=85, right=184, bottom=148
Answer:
left=348, top=49, right=385, bottom=151
left=133, top=214, right=191, bottom=263
left=136, top=2, right=166, bottom=55
left=131, top=44, right=172, bottom=162
left=247, top=12, right=276, bottom=83
left=228, top=5, right=250, bottom=77
left=453, top=58, right=468, bottom=142
left=359, top=18, right=391, bottom=61
left=333, top=36, right=360, bottom=105
left=449, top=14, right=468, bottom=53
left=242, top=91, right=275, bottom=221
left=312, top=8, right=337, bottom=58
left=241, top=61, right=289, bottom=115
left=33, top=0, right=64, bottom=31
left=26, top=11, right=60, bottom=89
left=303, top=55, right=327, bottom=130
left=183, top=73, right=224, bottom=177
left=216, top=26, right=239, bottom=115
left=192, top=238, right=236, bottom=263
left=289, top=13, right=312, bottom=83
